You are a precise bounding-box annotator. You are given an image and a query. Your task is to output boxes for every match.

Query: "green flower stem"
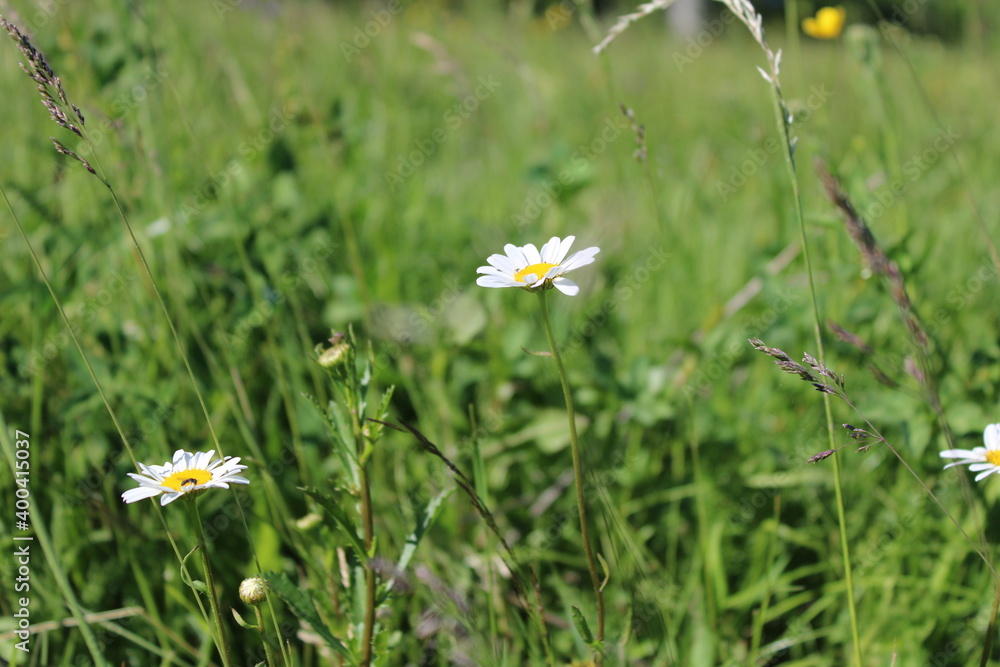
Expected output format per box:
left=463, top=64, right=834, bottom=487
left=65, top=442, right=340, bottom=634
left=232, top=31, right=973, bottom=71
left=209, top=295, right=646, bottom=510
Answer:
left=188, top=501, right=234, bottom=667
left=349, top=403, right=377, bottom=667
left=255, top=605, right=278, bottom=667
left=537, top=291, right=605, bottom=658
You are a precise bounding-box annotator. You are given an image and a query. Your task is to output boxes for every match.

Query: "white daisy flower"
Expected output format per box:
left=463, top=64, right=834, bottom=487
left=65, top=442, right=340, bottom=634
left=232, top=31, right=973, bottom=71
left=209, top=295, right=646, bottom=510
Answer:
left=940, top=423, right=1000, bottom=482
left=476, top=235, right=600, bottom=296
left=122, top=449, right=250, bottom=506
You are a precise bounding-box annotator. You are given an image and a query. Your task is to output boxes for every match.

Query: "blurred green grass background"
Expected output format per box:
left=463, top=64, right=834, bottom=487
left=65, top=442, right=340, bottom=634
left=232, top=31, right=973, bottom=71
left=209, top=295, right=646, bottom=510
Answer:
left=2, top=0, right=1000, bottom=664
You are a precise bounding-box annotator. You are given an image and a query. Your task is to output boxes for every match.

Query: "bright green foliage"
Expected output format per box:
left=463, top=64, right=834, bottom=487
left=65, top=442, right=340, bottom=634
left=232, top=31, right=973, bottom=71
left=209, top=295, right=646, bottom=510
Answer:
left=1, top=0, right=1000, bottom=665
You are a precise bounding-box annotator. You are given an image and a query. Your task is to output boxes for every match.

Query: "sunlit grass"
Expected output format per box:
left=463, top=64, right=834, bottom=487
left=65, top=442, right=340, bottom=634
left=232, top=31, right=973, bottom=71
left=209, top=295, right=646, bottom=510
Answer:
left=1, top=0, right=999, bottom=664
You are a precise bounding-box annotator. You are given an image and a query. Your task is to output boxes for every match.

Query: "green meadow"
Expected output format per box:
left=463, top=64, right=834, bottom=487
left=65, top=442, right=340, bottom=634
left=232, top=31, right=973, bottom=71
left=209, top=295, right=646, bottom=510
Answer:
left=1, top=1, right=999, bottom=665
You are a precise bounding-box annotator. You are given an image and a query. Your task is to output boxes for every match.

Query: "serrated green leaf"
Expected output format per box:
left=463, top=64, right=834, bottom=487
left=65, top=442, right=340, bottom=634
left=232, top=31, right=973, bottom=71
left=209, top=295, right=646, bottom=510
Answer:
left=303, top=392, right=358, bottom=482
left=266, top=571, right=352, bottom=660
left=302, top=487, right=367, bottom=557
left=571, top=606, right=594, bottom=644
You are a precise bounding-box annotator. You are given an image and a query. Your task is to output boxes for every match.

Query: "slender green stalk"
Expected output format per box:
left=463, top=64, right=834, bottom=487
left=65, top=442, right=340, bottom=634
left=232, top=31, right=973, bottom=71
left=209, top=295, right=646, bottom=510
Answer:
left=765, top=74, right=864, bottom=667
left=359, top=461, right=377, bottom=667
left=536, top=291, right=605, bottom=660
left=348, top=394, right=377, bottom=666
left=980, top=579, right=1000, bottom=667
left=255, top=605, right=278, bottom=667
left=188, top=501, right=234, bottom=667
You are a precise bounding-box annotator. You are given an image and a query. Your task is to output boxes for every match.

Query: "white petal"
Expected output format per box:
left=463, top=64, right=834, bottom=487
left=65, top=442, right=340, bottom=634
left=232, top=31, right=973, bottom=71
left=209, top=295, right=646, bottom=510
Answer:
left=122, top=486, right=163, bottom=503
left=485, top=253, right=518, bottom=273
left=219, top=474, right=251, bottom=485
left=504, top=244, right=528, bottom=267
left=968, top=463, right=996, bottom=472
left=560, top=246, right=600, bottom=272
left=522, top=243, right=542, bottom=265
left=477, top=276, right=520, bottom=288
left=985, top=424, right=1000, bottom=449
left=554, top=236, right=576, bottom=263
left=940, top=448, right=981, bottom=460
left=542, top=265, right=562, bottom=280
left=160, top=492, right=184, bottom=506
left=975, top=467, right=1000, bottom=482
left=539, top=237, right=563, bottom=263
left=519, top=272, right=540, bottom=284
left=552, top=277, right=579, bottom=295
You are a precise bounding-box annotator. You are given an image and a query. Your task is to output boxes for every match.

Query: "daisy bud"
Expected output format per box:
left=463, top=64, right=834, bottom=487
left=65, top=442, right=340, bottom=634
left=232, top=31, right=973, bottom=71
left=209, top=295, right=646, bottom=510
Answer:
left=239, top=576, right=268, bottom=606
left=318, top=339, right=350, bottom=369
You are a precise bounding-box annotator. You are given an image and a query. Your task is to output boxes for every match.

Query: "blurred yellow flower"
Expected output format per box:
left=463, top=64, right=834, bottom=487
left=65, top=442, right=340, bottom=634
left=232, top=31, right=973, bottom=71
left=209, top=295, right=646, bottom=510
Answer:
left=802, top=6, right=846, bottom=39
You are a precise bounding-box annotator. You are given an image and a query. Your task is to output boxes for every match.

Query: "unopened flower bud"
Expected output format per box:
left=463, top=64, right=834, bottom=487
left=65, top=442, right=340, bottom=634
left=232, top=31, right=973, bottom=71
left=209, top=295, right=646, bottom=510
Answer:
left=239, top=577, right=268, bottom=606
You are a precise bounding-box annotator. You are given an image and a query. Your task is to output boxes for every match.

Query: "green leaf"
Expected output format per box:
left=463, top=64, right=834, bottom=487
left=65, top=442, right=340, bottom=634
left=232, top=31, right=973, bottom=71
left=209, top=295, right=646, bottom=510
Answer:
left=266, top=571, right=352, bottom=660
left=302, top=487, right=367, bottom=557
left=231, top=608, right=259, bottom=630
left=380, top=489, right=453, bottom=603
left=303, top=392, right=359, bottom=480
left=179, top=546, right=207, bottom=594
left=571, top=606, right=594, bottom=644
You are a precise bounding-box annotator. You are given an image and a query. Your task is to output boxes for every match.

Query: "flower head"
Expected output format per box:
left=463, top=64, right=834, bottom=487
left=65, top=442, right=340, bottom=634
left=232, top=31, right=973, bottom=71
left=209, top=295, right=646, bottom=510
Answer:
left=239, top=577, right=269, bottom=606
left=940, top=424, right=1000, bottom=482
left=802, top=6, right=846, bottom=39
left=122, top=449, right=250, bottom=506
left=476, top=235, right=599, bottom=296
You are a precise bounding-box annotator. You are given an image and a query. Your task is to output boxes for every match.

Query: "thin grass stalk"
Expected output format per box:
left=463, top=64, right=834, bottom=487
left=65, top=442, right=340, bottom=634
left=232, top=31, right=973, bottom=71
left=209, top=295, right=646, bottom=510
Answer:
left=980, top=579, right=1000, bottom=667
left=537, top=291, right=605, bottom=661
left=687, top=407, right=716, bottom=628
left=469, top=406, right=502, bottom=652
left=187, top=501, right=234, bottom=667
left=770, top=87, right=864, bottom=667
left=710, top=1, right=864, bottom=660
left=748, top=496, right=781, bottom=664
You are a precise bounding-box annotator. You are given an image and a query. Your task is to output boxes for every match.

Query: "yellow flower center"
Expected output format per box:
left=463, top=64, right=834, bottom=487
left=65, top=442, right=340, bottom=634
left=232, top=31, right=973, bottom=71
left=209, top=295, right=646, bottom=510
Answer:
left=162, top=469, right=213, bottom=492
left=514, top=262, right=558, bottom=284
left=987, top=450, right=1000, bottom=466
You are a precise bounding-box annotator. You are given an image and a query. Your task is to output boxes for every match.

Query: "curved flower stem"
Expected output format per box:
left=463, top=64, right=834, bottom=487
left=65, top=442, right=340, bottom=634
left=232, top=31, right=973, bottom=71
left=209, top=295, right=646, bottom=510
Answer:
left=188, top=500, right=234, bottom=667
left=537, top=291, right=605, bottom=660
